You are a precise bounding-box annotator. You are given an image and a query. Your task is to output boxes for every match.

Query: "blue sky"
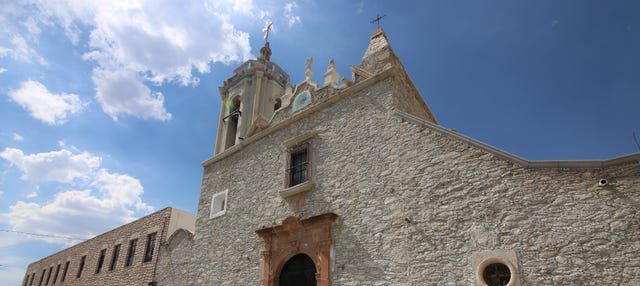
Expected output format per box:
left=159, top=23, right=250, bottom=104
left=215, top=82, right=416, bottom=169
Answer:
left=0, top=0, right=638, bottom=284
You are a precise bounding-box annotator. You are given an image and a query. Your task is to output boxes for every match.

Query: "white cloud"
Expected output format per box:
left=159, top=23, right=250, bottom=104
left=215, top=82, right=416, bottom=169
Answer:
left=0, top=147, right=101, bottom=183
left=283, top=2, right=301, bottom=27
left=1, top=146, right=153, bottom=246
left=19, top=0, right=253, bottom=121
left=12, top=133, right=24, bottom=141
left=92, top=68, right=171, bottom=121
left=7, top=35, right=48, bottom=66
left=8, top=80, right=87, bottom=125
left=26, top=191, right=37, bottom=198
left=92, top=169, right=152, bottom=213
left=0, top=264, right=25, bottom=286
left=356, top=1, right=364, bottom=14
left=6, top=186, right=148, bottom=245
left=0, top=67, right=6, bottom=73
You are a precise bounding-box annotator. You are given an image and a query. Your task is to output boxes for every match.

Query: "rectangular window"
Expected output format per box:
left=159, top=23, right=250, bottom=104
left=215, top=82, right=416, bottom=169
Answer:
left=45, top=266, right=52, bottom=285
left=209, top=190, right=228, bottom=219
left=38, top=269, right=45, bottom=286
left=29, top=273, right=35, bottom=286
left=76, top=256, right=85, bottom=278
left=52, top=264, right=60, bottom=284
left=125, top=239, right=138, bottom=267
left=143, top=232, right=157, bottom=262
left=110, top=244, right=121, bottom=271
left=288, top=143, right=310, bottom=187
left=61, top=261, right=69, bottom=282
left=96, top=249, right=106, bottom=273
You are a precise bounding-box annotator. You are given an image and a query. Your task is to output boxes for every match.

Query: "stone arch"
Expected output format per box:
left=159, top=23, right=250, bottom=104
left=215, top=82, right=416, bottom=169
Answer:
left=224, top=95, right=242, bottom=148
left=274, top=98, right=282, bottom=111
left=278, top=253, right=317, bottom=286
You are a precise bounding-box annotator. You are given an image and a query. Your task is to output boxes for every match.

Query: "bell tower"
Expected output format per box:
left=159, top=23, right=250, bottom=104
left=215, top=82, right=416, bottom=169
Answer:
left=214, top=30, right=290, bottom=154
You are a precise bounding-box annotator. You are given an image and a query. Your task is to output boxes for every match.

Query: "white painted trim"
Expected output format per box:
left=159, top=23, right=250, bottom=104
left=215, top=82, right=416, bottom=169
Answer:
left=472, top=250, right=520, bottom=286
left=209, top=189, right=228, bottom=219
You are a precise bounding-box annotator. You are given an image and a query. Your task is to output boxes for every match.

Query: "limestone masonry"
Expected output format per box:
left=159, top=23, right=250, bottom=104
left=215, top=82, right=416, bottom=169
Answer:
left=24, top=28, right=640, bottom=286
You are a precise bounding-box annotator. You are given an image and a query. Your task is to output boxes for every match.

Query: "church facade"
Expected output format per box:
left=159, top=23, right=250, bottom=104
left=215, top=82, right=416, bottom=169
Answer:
left=157, top=28, right=640, bottom=286
left=22, top=28, right=640, bottom=286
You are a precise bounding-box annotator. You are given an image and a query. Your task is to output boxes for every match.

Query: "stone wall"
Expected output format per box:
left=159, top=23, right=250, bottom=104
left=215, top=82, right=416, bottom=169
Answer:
left=23, top=208, right=172, bottom=286
left=155, top=229, right=195, bottom=286
left=194, top=71, right=640, bottom=286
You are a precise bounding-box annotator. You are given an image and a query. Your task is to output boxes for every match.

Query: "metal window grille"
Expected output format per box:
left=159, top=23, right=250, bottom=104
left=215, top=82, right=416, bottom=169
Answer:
left=143, top=232, right=157, bottom=262
left=95, top=249, right=106, bottom=273
left=60, top=261, right=69, bottom=282
left=288, top=145, right=309, bottom=186
left=110, top=244, right=121, bottom=271
left=76, top=256, right=85, bottom=278
left=126, top=239, right=137, bottom=266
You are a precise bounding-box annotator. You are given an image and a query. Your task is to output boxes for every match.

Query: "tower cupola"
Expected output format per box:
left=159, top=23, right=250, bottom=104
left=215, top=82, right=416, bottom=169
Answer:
left=214, top=23, right=291, bottom=154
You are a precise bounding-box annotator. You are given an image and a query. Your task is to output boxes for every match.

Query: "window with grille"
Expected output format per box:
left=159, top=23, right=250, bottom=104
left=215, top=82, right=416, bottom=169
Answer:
left=61, top=261, right=69, bottom=282
left=143, top=232, right=157, bottom=262
left=287, top=143, right=310, bottom=187
left=110, top=244, right=121, bottom=271
left=38, top=269, right=45, bottom=286
left=45, top=266, right=52, bottom=285
left=482, top=263, right=511, bottom=286
left=125, top=239, right=137, bottom=266
left=96, top=249, right=106, bottom=273
left=52, top=264, right=60, bottom=284
left=76, top=256, right=85, bottom=278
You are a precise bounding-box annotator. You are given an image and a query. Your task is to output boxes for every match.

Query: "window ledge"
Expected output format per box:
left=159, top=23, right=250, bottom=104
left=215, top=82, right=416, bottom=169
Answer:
left=210, top=210, right=226, bottom=219
left=280, top=181, right=312, bottom=198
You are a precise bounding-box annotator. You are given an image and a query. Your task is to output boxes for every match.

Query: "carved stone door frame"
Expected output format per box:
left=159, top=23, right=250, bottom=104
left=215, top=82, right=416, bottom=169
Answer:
left=256, top=213, right=338, bottom=286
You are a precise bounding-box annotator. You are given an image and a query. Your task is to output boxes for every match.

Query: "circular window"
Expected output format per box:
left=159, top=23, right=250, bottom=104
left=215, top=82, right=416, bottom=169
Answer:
left=482, top=263, right=511, bottom=286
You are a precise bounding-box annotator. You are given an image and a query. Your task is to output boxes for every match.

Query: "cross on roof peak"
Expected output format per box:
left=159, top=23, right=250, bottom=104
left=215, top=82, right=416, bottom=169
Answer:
left=370, top=14, right=386, bottom=28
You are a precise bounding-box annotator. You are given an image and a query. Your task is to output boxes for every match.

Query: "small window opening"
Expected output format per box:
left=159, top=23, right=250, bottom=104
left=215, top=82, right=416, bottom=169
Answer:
left=52, top=264, right=60, bottom=284
left=76, top=256, right=85, bottom=278
left=96, top=249, right=106, bottom=273
left=288, top=145, right=309, bottom=187
left=44, top=266, right=52, bottom=285
left=143, top=232, right=157, bottom=262
left=125, top=239, right=137, bottom=266
left=38, top=269, right=45, bottom=286
left=110, top=244, right=121, bottom=271
left=210, top=190, right=228, bottom=219
left=482, top=263, right=511, bottom=286
left=61, top=261, right=69, bottom=282
left=28, top=272, right=35, bottom=286
left=274, top=98, right=282, bottom=111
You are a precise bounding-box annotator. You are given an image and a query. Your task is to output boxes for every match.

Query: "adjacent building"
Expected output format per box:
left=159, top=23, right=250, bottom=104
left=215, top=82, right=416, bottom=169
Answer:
left=22, top=208, right=194, bottom=286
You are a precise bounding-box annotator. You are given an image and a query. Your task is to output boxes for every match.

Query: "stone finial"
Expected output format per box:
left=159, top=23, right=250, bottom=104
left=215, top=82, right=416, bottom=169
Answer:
left=260, top=42, right=272, bottom=61
left=323, top=59, right=340, bottom=87
left=305, top=57, right=313, bottom=82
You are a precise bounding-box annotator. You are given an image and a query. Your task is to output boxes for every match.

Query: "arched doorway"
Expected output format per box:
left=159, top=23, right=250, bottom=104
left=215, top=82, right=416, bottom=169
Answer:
left=278, top=254, right=316, bottom=286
